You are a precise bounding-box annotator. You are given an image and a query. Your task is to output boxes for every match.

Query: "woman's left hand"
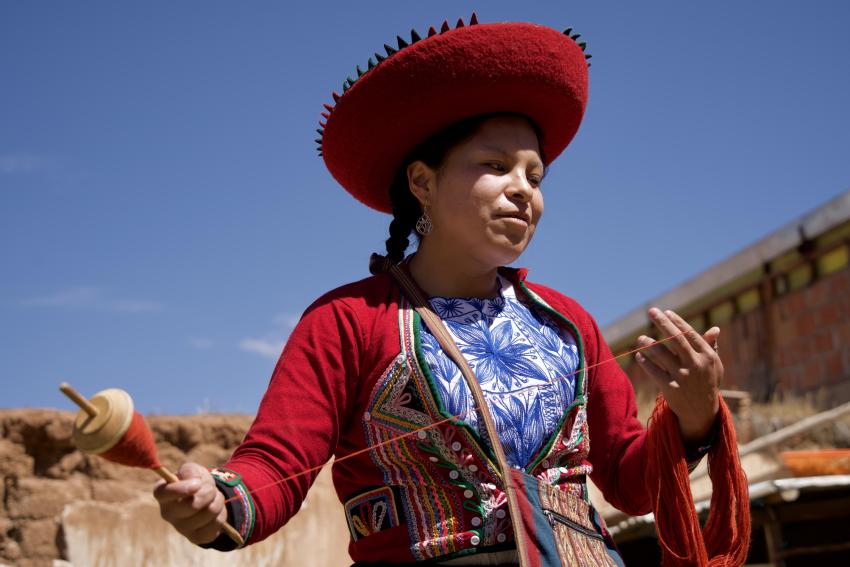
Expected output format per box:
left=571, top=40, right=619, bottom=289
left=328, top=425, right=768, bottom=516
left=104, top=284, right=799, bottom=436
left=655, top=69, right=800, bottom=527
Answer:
left=635, top=307, right=722, bottom=444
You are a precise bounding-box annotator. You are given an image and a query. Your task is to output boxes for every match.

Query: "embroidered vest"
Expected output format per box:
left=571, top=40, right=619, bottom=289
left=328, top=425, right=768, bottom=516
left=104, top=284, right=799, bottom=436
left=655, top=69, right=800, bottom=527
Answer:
left=344, top=283, right=593, bottom=561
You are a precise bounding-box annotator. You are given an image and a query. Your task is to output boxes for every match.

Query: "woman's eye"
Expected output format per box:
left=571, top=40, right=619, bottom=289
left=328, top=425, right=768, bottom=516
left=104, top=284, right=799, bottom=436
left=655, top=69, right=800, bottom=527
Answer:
left=485, top=162, right=506, bottom=172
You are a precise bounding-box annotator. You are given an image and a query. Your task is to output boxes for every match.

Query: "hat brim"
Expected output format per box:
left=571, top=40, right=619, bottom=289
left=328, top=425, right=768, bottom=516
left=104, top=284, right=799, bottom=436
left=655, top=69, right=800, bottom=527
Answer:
left=321, top=21, right=589, bottom=214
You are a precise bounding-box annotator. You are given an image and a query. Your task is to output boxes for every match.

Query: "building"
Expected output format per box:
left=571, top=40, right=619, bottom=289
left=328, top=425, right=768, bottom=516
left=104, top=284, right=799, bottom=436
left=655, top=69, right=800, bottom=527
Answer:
left=604, top=189, right=850, bottom=408
left=601, top=189, right=850, bottom=565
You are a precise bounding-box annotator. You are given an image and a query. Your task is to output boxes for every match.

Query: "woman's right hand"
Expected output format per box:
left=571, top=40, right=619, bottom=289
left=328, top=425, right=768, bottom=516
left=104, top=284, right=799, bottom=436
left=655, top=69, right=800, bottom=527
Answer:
left=153, top=462, right=228, bottom=545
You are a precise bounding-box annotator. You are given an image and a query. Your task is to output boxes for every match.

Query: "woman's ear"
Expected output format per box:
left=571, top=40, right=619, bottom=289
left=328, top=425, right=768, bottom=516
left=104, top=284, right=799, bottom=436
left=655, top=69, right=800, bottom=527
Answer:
left=406, top=160, right=436, bottom=208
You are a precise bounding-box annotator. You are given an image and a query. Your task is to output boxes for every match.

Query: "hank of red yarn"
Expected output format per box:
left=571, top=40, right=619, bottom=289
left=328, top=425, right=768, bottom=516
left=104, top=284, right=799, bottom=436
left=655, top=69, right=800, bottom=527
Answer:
left=645, top=395, right=751, bottom=566
left=100, top=411, right=162, bottom=469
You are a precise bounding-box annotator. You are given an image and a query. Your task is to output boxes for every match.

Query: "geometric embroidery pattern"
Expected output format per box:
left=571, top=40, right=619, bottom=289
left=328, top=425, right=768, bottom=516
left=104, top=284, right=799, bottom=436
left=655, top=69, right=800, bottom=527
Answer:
left=362, top=314, right=468, bottom=560
left=345, top=486, right=400, bottom=541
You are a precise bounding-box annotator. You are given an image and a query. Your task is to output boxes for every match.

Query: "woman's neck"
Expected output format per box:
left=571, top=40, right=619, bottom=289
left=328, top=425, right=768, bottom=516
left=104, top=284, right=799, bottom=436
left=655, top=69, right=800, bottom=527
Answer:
left=407, top=243, right=501, bottom=299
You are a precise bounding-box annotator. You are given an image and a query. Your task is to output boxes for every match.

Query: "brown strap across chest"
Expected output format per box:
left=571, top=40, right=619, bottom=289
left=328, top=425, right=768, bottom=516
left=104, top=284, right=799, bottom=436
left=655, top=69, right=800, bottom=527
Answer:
left=384, top=260, right=532, bottom=567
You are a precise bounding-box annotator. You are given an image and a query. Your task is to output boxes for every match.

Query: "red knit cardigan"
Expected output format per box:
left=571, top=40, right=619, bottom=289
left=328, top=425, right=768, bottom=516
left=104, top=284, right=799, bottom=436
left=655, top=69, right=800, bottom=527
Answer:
left=218, top=266, right=652, bottom=563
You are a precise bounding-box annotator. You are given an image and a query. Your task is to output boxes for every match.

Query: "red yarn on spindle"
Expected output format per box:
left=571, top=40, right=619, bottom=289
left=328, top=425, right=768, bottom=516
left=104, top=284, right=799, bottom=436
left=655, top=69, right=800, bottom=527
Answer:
left=100, top=411, right=162, bottom=469
left=645, top=395, right=751, bottom=566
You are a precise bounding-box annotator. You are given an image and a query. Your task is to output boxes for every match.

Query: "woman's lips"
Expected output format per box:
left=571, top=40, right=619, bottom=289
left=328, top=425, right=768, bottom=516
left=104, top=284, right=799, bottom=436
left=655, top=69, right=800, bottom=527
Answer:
left=495, top=212, right=530, bottom=225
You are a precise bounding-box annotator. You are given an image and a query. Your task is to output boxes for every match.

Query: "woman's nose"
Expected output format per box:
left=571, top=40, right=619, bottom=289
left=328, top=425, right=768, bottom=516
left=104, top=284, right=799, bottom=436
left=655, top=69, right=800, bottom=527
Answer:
left=507, top=174, right=533, bottom=201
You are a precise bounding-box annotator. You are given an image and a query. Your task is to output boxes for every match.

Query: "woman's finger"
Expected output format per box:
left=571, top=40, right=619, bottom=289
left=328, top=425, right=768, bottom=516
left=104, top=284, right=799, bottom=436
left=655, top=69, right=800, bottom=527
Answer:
left=179, top=506, right=219, bottom=534
left=637, top=335, right=680, bottom=376
left=161, top=498, right=203, bottom=523
left=636, top=351, right=679, bottom=389
left=184, top=491, right=226, bottom=544
left=160, top=481, right=217, bottom=522
left=703, top=326, right=720, bottom=353
left=190, top=522, right=224, bottom=545
left=648, top=307, right=698, bottom=364
left=665, top=309, right=715, bottom=355
left=154, top=478, right=203, bottom=504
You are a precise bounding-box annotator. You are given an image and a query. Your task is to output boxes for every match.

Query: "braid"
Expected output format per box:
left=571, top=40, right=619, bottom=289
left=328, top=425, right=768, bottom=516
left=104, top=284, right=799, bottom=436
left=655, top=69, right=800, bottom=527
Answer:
left=386, top=217, right=412, bottom=264
left=384, top=168, right=421, bottom=264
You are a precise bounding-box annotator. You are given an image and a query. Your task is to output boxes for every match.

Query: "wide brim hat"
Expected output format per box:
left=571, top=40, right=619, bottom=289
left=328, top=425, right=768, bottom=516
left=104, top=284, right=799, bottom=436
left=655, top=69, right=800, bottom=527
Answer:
left=317, top=13, right=591, bottom=214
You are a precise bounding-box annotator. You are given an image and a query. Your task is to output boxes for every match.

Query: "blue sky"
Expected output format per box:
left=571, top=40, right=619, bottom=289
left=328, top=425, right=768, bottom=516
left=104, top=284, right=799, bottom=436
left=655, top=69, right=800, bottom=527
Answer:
left=2, top=1, right=848, bottom=414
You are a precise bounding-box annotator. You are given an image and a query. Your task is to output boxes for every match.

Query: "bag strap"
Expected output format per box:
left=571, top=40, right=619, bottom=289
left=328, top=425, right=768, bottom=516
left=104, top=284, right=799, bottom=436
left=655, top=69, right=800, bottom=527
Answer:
left=375, top=255, right=531, bottom=566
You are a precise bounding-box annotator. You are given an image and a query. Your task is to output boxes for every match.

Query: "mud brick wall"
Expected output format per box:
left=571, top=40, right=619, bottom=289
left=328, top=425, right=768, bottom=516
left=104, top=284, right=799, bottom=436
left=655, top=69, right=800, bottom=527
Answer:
left=622, top=266, right=850, bottom=407
left=765, top=268, right=850, bottom=398
left=720, top=267, right=849, bottom=401
left=0, top=409, right=350, bottom=567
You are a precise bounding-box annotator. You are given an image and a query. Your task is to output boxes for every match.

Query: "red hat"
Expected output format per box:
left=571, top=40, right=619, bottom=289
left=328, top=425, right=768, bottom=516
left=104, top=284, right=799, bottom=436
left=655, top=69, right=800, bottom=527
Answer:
left=317, top=13, right=591, bottom=214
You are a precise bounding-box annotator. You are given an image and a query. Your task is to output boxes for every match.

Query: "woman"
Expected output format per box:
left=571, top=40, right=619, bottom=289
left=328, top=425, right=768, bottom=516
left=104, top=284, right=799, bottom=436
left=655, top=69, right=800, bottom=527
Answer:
left=154, top=14, right=745, bottom=566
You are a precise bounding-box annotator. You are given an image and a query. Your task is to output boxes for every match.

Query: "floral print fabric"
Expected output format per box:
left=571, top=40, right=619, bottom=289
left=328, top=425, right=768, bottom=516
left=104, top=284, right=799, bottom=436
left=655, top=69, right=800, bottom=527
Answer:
left=420, top=276, right=580, bottom=468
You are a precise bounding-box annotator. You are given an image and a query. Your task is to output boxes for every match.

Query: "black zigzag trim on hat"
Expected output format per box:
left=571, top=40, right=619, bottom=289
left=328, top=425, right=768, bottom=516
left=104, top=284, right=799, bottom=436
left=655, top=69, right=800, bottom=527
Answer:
left=561, top=27, right=592, bottom=66
left=315, top=13, right=591, bottom=156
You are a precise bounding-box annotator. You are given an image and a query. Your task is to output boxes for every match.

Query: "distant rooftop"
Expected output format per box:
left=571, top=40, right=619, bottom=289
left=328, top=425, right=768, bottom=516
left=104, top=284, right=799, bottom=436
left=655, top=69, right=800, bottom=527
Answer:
left=602, top=189, right=850, bottom=347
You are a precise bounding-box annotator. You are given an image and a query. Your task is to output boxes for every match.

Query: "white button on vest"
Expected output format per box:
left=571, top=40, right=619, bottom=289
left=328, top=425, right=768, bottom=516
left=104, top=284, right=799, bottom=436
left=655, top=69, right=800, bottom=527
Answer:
left=497, top=533, right=506, bottom=543
left=417, top=430, right=427, bottom=439
left=464, top=489, right=474, bottom=499
left=451, top=441, right=462, bottom=451
left=449, top=470, right=459, bottom=479
left=471, top=517, right=482, bottom=527
left=496, top=509, right=506, bottom=519
left=470, top=535, right=481, bottom=546
left=468, top=464, right=478, bottom=472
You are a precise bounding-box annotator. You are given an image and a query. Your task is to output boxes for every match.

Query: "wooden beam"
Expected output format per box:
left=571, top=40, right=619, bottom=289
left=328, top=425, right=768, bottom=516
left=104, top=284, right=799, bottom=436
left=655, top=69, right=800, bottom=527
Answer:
left=770, top=495, right=850, bottom=523
left=762, top=505, right=784, bottom=567
left=779, top=540, right=850, bottom=559
left=690, top=400, right=850, bottom=480
left=738, top=400, right=850, bottom=457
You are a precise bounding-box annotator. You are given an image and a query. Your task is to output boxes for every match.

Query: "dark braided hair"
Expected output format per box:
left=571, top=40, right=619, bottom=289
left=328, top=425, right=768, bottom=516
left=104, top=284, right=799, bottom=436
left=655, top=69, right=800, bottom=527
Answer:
left=371, top=113, right=547, bottom=274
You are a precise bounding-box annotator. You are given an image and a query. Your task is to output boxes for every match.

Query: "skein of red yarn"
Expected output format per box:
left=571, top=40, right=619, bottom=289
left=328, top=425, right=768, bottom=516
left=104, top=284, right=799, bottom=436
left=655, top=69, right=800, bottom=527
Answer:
left=645, top=395, right=751, bottom=566
left=100, top=410, right=162, bottom=469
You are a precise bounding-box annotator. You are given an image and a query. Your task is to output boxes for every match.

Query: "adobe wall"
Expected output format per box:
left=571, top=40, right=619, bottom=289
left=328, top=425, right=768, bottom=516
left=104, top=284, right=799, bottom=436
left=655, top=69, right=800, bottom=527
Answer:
left=0, top=409, right=351, bottom=567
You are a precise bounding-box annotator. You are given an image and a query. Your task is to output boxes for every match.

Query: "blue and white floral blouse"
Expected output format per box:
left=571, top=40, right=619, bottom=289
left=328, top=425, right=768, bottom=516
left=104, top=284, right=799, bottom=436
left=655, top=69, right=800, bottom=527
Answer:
left=419, top=275, right=581, bottom=468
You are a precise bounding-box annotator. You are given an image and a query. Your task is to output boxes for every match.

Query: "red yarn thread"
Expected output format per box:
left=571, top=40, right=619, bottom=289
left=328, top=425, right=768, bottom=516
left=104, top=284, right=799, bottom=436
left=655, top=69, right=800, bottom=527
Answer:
left=645, top=395, right=751, bottom=566
left=100, top=411, right=162, bottom=469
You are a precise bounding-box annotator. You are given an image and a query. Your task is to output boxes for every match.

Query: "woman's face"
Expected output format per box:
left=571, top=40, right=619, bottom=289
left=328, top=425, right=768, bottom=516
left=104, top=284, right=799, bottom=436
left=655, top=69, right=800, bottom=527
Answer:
left=410, top=115, right=545, bottom=268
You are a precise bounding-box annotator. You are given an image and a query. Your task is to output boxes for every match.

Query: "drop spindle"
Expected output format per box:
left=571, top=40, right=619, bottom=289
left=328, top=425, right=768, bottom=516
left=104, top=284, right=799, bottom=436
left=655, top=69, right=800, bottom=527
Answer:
left=59, top=382, right=244, bottom=547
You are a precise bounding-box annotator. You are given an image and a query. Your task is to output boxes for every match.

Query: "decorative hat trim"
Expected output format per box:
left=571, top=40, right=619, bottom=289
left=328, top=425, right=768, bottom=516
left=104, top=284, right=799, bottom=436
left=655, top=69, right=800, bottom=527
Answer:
left=318, top=14, right=591, bottom=212
left=315, top=12, right=592, bottom=157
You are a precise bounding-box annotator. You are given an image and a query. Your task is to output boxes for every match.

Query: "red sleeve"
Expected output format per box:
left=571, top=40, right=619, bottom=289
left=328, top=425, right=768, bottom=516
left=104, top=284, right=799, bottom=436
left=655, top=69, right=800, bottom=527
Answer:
left=584, top=313, right=652, bottom=516
left=221, top=294, right=364, bottom=543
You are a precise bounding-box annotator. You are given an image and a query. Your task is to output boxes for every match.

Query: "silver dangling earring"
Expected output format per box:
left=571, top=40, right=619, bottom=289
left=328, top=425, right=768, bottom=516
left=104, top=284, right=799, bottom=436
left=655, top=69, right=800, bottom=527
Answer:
left=415, top=209, right=433, bottom=236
